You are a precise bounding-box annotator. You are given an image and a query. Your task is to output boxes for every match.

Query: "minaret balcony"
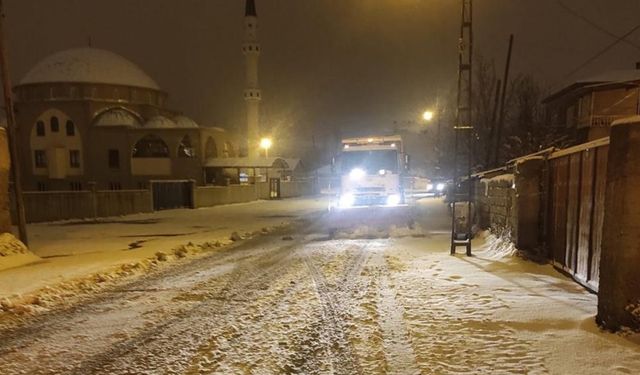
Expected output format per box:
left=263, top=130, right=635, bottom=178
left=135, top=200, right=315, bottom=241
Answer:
left=244, top=89, right=262, bottom=101
left=242, top=43, right=261, bottom=55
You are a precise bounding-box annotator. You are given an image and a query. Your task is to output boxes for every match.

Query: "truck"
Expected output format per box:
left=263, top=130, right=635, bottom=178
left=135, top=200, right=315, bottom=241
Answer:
left=334, top=135, right=408, bottom=208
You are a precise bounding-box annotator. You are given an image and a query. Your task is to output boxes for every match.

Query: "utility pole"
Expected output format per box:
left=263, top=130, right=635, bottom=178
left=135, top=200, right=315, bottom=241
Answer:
left=450, top=0, right=473, bottom=256
left=0, top=0, right=28, bottom=245
left=485, top=79, right=501, bottom=167
left=494, top=34, right=514, bottom=167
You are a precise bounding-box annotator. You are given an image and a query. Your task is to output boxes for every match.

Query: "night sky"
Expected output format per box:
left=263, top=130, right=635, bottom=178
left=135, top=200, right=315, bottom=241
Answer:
left=5, top=0, right=640, bottom=154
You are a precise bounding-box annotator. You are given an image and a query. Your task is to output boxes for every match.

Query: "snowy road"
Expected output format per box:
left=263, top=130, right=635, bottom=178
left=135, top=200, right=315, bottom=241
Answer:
left=0, top=199, right=639, bottom=374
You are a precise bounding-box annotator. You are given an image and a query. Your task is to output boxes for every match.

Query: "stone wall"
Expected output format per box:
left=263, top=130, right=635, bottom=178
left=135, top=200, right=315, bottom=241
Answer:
left=475, top=173, right=516, bottom=238
left=194, top=180, right=316, bottom=209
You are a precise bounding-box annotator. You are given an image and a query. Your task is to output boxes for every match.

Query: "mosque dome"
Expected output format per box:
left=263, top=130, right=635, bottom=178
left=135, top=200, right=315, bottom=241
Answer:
left=19, top=47, right=160, bottom=90
left=172, top=115, right=199, bottom=128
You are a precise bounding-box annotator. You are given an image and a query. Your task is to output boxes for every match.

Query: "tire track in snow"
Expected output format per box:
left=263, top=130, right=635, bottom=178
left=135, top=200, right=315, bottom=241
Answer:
left=303, top=242, right=369, bottom=375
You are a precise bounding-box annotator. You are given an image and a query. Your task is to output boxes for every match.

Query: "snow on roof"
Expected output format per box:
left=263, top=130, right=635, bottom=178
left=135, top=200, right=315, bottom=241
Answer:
left=204, top=157, right=290, bottom=169
left=93, top=108, right=142, bottom=127
left=545, top=69, right=640, bottom=103
left=575, top=69, right=640, bottom=84
left=172, top=115, right=199, bottom=128
left=19, top=48, right=160, bottom=90
left=611, top=115, right=640, bottom=127
left=143, top=115, right=177, bottom=129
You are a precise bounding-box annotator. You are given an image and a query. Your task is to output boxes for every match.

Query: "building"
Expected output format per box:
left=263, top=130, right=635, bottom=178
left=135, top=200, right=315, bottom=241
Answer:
left=543, top=65, right=640, bottom=142
left=242, top=0, right=262, bottom=157
left=13, top=47, right=239, bottom=191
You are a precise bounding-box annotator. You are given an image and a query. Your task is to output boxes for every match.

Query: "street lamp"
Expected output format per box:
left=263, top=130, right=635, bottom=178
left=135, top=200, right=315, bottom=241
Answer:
left=259, top=137, right=272, bottom=158
left=422, top=110, right=434, bottom=122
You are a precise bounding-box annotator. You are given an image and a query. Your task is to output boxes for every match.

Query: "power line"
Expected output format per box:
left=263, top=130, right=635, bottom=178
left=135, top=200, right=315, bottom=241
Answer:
left=555, top=0, right=640, bottom=51
left=560, top=23, right=640, bottom=82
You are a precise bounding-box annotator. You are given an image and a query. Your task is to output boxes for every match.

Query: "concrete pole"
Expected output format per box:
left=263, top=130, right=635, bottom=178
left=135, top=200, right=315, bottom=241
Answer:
left=0, top=1, right=28, bottom=245
left=597, top=116, right=640, bottom=331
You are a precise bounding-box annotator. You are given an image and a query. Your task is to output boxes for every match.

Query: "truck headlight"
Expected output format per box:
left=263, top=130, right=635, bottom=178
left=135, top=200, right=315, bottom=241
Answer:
left=386, top=194, right=401, bottom=206
left=427, top=183, right=434, bottom=191
left=436, top=183, right=446, bottom=191
left=349, top=168, right=366, bottom=180
left=339, top=193, right=355, bottom=208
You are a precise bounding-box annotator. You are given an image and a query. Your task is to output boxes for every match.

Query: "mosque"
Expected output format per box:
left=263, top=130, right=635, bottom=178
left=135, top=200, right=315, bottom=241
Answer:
left=12, top=0, right=291, bottom=192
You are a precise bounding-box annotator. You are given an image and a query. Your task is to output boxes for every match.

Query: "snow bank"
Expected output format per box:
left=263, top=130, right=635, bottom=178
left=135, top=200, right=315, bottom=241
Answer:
left=0, top=233, right=40, bottom=272
left=474, top=230, right=518, bottom=260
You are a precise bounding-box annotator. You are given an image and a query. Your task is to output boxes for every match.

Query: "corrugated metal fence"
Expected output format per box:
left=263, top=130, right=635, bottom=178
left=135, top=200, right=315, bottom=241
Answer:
left=546, top=138, right=609, bottom=292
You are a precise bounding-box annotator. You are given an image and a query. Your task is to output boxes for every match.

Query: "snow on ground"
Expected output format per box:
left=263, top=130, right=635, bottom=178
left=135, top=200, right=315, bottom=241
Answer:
left=0, top=233, right=39, bottom=272
left=0, top=198, right=639, bottom=374
left=0, top=197, right=327, bottom=320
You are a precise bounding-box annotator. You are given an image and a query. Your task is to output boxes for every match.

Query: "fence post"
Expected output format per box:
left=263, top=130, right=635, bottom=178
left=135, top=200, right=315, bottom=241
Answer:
left=513, top=157, right=544, bottom=253
left=597, top=117, right=640, bottom=331
left=88, top=181, right=97, bottom=221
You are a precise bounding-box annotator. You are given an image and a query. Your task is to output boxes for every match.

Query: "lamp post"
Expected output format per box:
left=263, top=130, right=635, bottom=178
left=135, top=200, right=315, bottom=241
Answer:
left=259, top=137, right=272, bottom=158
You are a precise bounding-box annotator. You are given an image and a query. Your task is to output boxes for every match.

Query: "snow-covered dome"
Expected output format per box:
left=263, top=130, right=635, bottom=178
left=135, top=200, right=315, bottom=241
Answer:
left=172, top=115, right=199, bottom=128
left=20, top=48, right=160, bottom=90
left=144, top=115, right=177, bottom=128
left=93, top=108, right=142, bottom=127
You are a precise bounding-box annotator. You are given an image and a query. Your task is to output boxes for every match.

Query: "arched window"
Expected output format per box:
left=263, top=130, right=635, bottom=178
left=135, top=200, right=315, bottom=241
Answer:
left=66, top=120, right=75, bottom=136
left=224, top=141, right=236, bottom=157
left=204, top=137, right=218, bottom=159
left=36, top=121, right=45, bottom=136
left=177, top=135, right=195, bottom=158
left=132, top=134, right=169, bottom=158
left=50, top=116, right=59, bottom=132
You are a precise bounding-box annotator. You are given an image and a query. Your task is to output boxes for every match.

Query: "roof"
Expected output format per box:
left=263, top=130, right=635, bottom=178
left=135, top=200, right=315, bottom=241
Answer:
left=93, top=108, right=142, bottom=127
left=544, top=69, right=640, bottom=104
left=204, top=157, right=290, bottom=169
left=245, top=0, right=257, bottom=17
left=19, top=48, right=160, bottom=90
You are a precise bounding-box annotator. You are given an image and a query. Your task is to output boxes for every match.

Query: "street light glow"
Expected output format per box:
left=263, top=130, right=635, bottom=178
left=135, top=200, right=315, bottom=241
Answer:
left=423, top=110, right=434, bottom=121
left=259, top=137, right=272, bottom=150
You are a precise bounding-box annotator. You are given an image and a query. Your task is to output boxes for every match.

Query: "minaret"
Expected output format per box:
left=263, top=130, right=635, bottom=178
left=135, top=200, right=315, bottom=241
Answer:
left=242, top=0, right=261, bottom=157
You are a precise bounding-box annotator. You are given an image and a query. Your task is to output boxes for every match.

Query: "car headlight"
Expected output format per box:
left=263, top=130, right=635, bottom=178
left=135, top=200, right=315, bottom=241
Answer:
left=436, top=183, right=446, bottom=191
left=339, top=193, right=355, bottom=208
left=386, top=194, right=401, bottom=206
left=378, top=169, right=386, bottom=176
left=349, top=168, right=366, bottom=180
left=427, top=183, right=434, bottom=191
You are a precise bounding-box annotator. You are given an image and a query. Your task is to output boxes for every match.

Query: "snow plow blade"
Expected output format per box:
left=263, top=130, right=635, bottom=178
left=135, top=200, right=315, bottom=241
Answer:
left=323, top=205, right=416, bottom=238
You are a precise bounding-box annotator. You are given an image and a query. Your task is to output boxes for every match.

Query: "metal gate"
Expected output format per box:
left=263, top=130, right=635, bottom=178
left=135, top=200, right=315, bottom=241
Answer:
left=151, top=180, right=194, bottom=210
left=546, top=139, right=608, bottom=292
left=269, top=178, right=281, bottom=199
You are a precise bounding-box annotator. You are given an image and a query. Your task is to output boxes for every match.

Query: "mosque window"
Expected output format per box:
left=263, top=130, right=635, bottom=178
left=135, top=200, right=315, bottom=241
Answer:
left=178, top=135, right=196, bottom=158
left=69, top=150, right=81, bottom=168
left=34, top=150, right=47, bottom=168
left=66, top=120, right=75, bottom=136
left=36, top=121, right=45, bottom=136
left=50, top=116, right=59, bottom=132
left=37, top=182, right=47, bottom=191
left=132, top=134, right=170, bottom=158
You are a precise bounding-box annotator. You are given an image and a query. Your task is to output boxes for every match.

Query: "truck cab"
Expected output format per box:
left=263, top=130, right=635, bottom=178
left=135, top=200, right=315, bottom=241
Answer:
left=336, top=135, right=407, bottom=208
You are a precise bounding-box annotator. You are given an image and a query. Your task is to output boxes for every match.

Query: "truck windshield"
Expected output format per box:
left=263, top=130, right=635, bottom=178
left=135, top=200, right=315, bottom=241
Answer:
left=341, top=150, right=398, bottom=174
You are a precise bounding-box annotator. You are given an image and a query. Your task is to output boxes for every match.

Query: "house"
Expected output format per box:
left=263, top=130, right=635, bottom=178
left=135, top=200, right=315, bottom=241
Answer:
left=543, top=65, right=640, bottom=142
